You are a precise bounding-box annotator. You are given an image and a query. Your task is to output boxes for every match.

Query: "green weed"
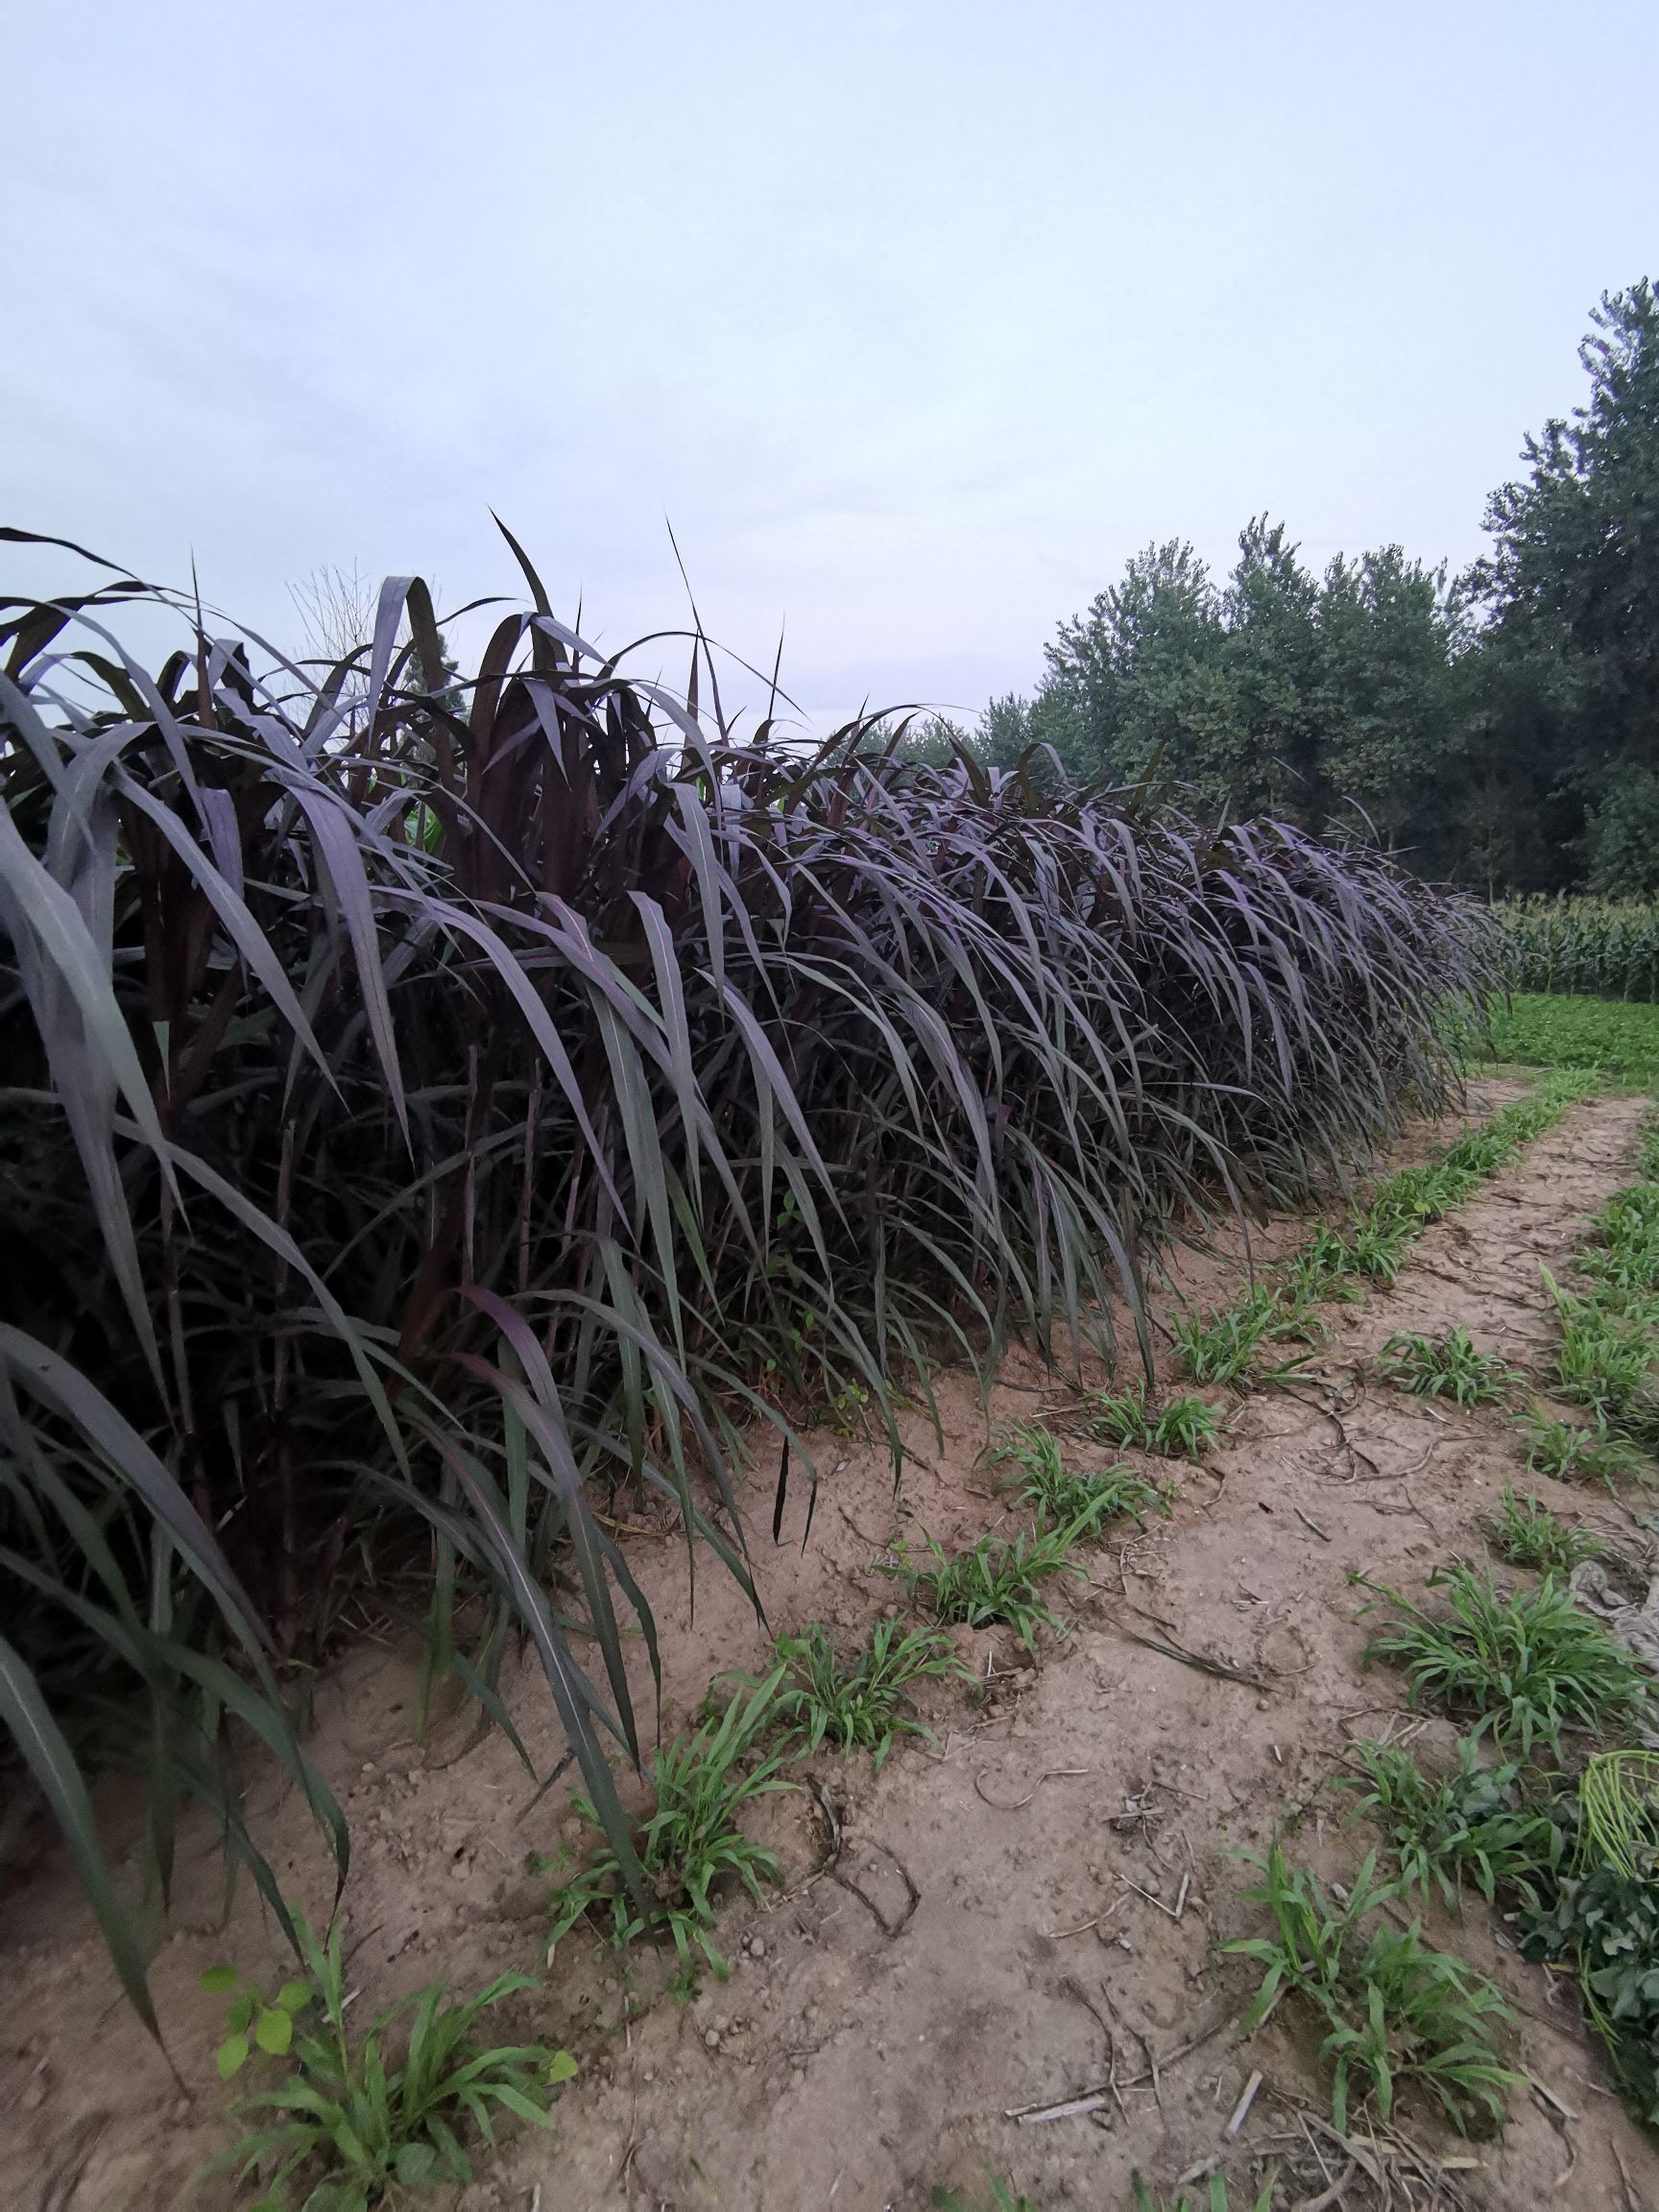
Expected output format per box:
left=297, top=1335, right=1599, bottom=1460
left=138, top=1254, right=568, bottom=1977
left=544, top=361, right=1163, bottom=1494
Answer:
left=1338, top=1737, right=1560, bottom=1910
left=991, top=1422, right=1169, bottom=1532
left=1130, top=2176, right=1275, bottom=2212
left=1488, top=1484, right=1603, bottom=1574
left=1518, top=1408, right=1650, bottom=1489
left=1487, top=992, right=1659, bottom=1082
left=1227, top=1847, right=1517, bottom=2133
left=760, top=1621, right=968, bottom=1772
left=932, top=2178, right=1040, bottom=2212
left=544, top=1669, right=795, bottom=1984
left=1079, top=1382, right=1221, bottom=1460
left=1172, top=1287, right=1310, bottom=1388
left=1376, top=1327, right=1523, bottom=1407
left=206, top=1913, right=571, bottom=2210
left=881, top=1518, right=1091, bottom=1649
left=1360, top=1564, right=1655, bottom=1756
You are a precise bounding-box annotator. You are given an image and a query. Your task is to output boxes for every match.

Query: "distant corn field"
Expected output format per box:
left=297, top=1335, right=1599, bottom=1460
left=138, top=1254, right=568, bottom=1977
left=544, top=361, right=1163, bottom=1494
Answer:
left=1495, top=899, right=1659, bottom=1004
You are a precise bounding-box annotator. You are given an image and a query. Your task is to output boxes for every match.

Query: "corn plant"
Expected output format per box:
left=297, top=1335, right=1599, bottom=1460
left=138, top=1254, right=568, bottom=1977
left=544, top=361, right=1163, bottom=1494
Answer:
left=207, top=1912, right=571, bottom=2210
left=1496, top=898, right=1659, bottom=1003
left=0, top=529, right=1503, bottom=2021
left=1131, top=2177, right=1275, bottom=2212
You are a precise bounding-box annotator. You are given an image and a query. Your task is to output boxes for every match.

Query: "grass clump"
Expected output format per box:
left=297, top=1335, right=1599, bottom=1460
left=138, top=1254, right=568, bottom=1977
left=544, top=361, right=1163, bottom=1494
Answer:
left=1131, top=2179, right=1274, bottom=2212
left=206, top=1912, right=572, bottom=2210
left=1172, top=1286, right=1310, bottom=1388
left=1228, top=1847, right=1517, bottom=2133
left=1338, top=1737, right=1560, bottom=1911
left=1488, top=1484, right=1603, bottom=1574
left=932, top=2178, right=1041, bottom=2212
left=991, top=1423, right=1170, bottom=1532
left=1078, top=1382, right=1221, bottom=1460
left=880, top=1520, right=1091, bottom=1650
left=1376, top=1326, right=1523, bottom=1407
left=760, top=1621, right=968, bottom=1773
left=1360, top=1564, right=1655, bottom=1756
left=1518, top=1408, right=1651, bottom=1489
left=544, top=1670, right=795, bottom=1986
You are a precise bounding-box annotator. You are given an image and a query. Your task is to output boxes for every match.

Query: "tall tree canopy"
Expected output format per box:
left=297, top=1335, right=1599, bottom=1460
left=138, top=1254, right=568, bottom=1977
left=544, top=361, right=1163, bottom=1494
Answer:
left=985, top=278, right=1658, bottom=897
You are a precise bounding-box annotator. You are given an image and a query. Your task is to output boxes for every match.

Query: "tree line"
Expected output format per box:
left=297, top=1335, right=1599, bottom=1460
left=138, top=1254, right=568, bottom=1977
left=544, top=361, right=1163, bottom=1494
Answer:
left=932, top=280, right=1659, bottom=898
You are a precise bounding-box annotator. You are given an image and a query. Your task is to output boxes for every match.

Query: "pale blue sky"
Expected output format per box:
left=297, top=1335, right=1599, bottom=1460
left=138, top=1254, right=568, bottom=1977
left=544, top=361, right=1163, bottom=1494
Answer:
left=7, top=0, right=1656, bottom=732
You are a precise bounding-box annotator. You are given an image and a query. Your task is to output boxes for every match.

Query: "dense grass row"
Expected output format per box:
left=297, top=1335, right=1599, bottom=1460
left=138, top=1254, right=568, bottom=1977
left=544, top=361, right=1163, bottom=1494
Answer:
left=0, top=529, right=1500, bottom=2018
left=1496, top=898, right=1659, bottom=1003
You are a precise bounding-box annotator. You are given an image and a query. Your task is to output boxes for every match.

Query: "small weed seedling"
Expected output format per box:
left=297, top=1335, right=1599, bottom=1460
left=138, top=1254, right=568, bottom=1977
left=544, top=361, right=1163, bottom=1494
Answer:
left=545, top=1669, right=795, bottom=1986
left=206, top=1912, right=571, bottom=2210
left=1173, top=1287, right=1310, bottom=1389
left=932, top=2177, right=1040, bottom=2212
left=1489, top=1483, right=1603, bottom=1574
left=1339, top=1737, right=1560, bottom=1910
left=991, top=1422, right=1169, bottom=1533
left=881, top=1518, right=1091, bottom=1649
left=1519, top=1408, right=1650, bottom=1490
left=1377, top=1327, right=1523, bottom=1408
left=1343, top=1218, right=1413, bottom=1285
left=1227, top=1847, right=1517, bottom=2133
left=761, top=1621, right=968, bottom=1772
left=1360, top=1564, right=1654, bottom=1756
left=1131, top=2174, right=1276, bottom=2212
left=1079, top=1382, right=1221, bottom=1460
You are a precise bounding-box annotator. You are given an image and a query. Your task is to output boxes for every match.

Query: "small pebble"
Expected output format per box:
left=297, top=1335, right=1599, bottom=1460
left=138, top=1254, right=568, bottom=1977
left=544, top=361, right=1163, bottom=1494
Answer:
left=705, top=2029, right=721, bottom=2051
left=749, top=1937, right=764, bottom=1960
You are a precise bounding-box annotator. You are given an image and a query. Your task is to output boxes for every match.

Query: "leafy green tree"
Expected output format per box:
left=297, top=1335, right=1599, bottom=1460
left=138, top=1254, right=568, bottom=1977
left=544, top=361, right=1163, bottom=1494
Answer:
left=1469, top=279, right=1659, bottom=883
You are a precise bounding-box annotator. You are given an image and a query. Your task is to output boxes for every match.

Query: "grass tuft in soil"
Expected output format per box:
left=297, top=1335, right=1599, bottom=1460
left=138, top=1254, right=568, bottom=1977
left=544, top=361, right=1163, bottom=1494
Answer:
left=1360, top=1564, right=1655, bottom=1756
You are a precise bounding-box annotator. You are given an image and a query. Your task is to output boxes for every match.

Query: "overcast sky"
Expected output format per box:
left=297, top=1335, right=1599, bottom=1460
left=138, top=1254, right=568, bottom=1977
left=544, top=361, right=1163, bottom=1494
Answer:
left=7, top=0, right=1657, bottom=733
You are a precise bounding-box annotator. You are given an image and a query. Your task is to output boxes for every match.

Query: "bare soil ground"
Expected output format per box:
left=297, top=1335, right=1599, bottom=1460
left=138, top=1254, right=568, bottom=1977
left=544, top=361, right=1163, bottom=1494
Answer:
left=5, top=1086, right=1658, bottom=2212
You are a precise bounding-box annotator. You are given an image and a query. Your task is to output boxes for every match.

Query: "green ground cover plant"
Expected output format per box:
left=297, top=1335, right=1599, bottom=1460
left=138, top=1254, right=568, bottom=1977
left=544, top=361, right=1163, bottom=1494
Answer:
left=1516, top=1752, right=1659, bottom=2126
left=1488, top=994, right=1659, bottom=1080
left=757, top=1621, right=968, bottom=1772
left=1338, top=1737, right=1560, bottom=1910
left=880, top=1519, right=1092, bottom=1650
left=989, top=1423, right=1168, bottom=1531
left=1377, top=1328, right=1523, bottom=1407
left=1172, top=1286, right=1310, bottom=1388
left=207, top=1912, right=571, bottom=2210
left=0, top=531, right=1505, bottom=2016
left=1488, top=1485, right=1603, bottom=1573
left=1227, top=1846, right=1517, bottom=2132
left=1360, top=1565, right=1654, bottom=1755
left=933, top=2178, right=1041, bottom=2212
left=543, top=1670, right=794, bottom=1986
left=1518, top=1409, right=1651, bottom=1489
left=1130, top=2178, right=1274, bottom=2212
left=1077, top=1383, right=1221, bottom=1459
